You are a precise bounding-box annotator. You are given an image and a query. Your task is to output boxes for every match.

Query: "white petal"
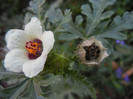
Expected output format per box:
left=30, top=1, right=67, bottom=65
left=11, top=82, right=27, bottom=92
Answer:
left=5, top=29, right=29, bottom=50
left=22, top=55, right=47, bottom=78
left=85, top=62, right=98, bottom=67
left=24, top=17, right=42, bottom=39
left=42, top=31, right=55, bottom=55
left=5, top=29, right=16, bottom=43
left=86, top=62, right=98, bottom=65
left=99, top=51, right=108, bottom=62
left=4, top=49, right=28, bottom=72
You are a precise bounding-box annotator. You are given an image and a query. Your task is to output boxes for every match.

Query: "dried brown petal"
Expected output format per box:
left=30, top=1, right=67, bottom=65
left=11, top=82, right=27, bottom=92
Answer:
left=77, top=37, right=108, bottom=66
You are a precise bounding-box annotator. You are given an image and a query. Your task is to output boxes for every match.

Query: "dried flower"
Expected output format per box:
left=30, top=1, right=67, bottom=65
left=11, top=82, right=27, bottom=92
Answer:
left=4, top=17, right=55, bottom=78
left=77, top=37, right=108, bottom=66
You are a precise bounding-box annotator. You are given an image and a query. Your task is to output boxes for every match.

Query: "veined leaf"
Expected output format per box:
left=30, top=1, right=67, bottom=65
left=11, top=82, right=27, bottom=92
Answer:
left=95, top=37, right=113, bottom=55
left=59, top=22, right=85, bottom=40
left=34, top=74, right=61, bottom=87
left=81, top=0, right=115, bottom=36
left=97, top=31, right=127, bottom=40
left=0, top=74, right=61, bottom=99
left=81, top=4, right=93, bottom=20
left=96, top=11, right=133, bottom=40
left=12, top=79, right=42, bottom=99
left=62, top=23, right=83, bottom=36
left=44, top=51, right=70, bottom=75
left=101, top=11, right=114, bottom=20
left=28, top=0, right=45, bottom=18
left=48, top=9, right=72, bottom=33
left=46, top=9, right=63, bottom=23
left=75, top=15, right=83, bottom=26
left=113, top=12, right=133, bottom=31
left=0, top=79, right=29, bottom=98
left=45, top=0, right=63, bottom=23
left=0, top=70, right=26, bottom=82
left=27, top=0, right=47, bottom=29
left=59, top=33, right=80, bottom=41
left=10, top=79, right=31, bottom=99
left=59, top=0, right=117, bottom=41
left=49, top=73, right=96, bottom=99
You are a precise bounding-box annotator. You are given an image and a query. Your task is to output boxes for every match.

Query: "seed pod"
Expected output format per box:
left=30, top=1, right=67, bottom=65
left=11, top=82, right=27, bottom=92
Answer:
left=77, top=37, right=108, bottom=66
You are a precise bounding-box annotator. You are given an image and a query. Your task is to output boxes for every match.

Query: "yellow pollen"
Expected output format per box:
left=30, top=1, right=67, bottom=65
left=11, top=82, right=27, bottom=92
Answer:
left=26, top=42, right=41, bottom=55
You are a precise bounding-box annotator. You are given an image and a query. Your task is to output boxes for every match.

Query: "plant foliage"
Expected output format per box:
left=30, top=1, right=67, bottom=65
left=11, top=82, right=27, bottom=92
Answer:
left=1, top=0, right=133, bottom=99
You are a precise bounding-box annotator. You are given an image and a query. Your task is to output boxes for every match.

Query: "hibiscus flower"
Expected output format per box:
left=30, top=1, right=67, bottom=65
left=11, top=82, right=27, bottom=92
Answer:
left=4, top=17, right=55, bottom=78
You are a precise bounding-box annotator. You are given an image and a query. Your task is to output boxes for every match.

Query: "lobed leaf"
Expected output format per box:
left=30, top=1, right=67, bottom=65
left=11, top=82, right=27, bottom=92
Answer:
left=48, top=73, right=96, bottom=99
left=82, top=0, right=116, bottom=36
left=0, top=79, right=29, bottom=98
left=0, top=70, right=26, bottom=81
left=75, top=15, right=83, bottom=26
left=29, top=0, right=45, bottom=18
left=101, top=11, right=114, bottom=20
left=96, top=11, right=133, bottom=40
left=59, top=33, right=80, bottom=41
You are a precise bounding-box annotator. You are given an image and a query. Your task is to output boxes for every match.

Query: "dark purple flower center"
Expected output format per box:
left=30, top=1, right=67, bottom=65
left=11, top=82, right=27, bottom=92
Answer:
left=25, top=39, right=43, bottom=60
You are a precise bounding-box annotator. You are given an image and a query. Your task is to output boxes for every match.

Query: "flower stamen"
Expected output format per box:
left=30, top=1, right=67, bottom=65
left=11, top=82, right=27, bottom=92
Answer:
left=25, top=39, right=43, bottom=59
left=26, top=41, right=41, bottom=55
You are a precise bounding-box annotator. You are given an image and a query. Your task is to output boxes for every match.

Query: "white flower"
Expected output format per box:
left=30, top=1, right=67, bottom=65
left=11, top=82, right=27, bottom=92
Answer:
left=77, top=37, right=108, bottom=66
left=4, top=17, right=55, bottom=78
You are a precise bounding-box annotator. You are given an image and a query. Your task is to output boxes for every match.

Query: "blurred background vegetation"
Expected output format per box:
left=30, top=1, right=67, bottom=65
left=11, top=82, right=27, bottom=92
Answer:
left=0, top=0, right=133, bottom=99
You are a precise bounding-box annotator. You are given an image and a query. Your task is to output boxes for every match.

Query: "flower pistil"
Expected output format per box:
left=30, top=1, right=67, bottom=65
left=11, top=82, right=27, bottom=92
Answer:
left=25, top=39, right=43, bottom=59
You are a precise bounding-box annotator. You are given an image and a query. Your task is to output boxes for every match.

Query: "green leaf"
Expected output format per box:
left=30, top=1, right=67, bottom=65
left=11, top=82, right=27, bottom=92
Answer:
left=81, top=0, right=115, bottom=36
left=113, top=12, right=133, bottom=31
left=29, top=0, right=45, bottom=18
left=81, top=4, right=93, bottom=20
left=62, top=23, right=82, bottom=36
left=46, top=9, right=63, bottom=23
left=49, top=73, right=96, bottom=99
left=0, top=71, right=25, bottom=80
left=101, top=11, right=114, bottom=20
left=97, top=31, right=127, bottom=40
left=59, top=22, right=85, bottom=40
left=0, top=79, right=29, bottom=98
left=48, top=9, right=72, bottom=33
left=59, top=0, right=133, bottom=41
left=0, top=79, right=42, bottom=99
left=0, top=73, right=61, bottom=99
left=17, top=74, right=60, bottom=99
left=34, top=74, right=61, bottom=87
left=45, top=0, right=63, bottom=23
left=10, top=79, right=31, bottom=99
left=95, top=37, right=113, bottom=55
left=34, top=74, right=61, bottom=98
left=59, top=33, right=80, bottom=41
left=44, top=51, right=70, bottom=75
left=75, top=15, right=83, bottom=26
left=27, top=0, right=46, bottom=28
left=96, top=11, right=133, bottom=40
left=68, top=71, right=96, bottom=99
left=16, top=79, right=42, bottom=99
